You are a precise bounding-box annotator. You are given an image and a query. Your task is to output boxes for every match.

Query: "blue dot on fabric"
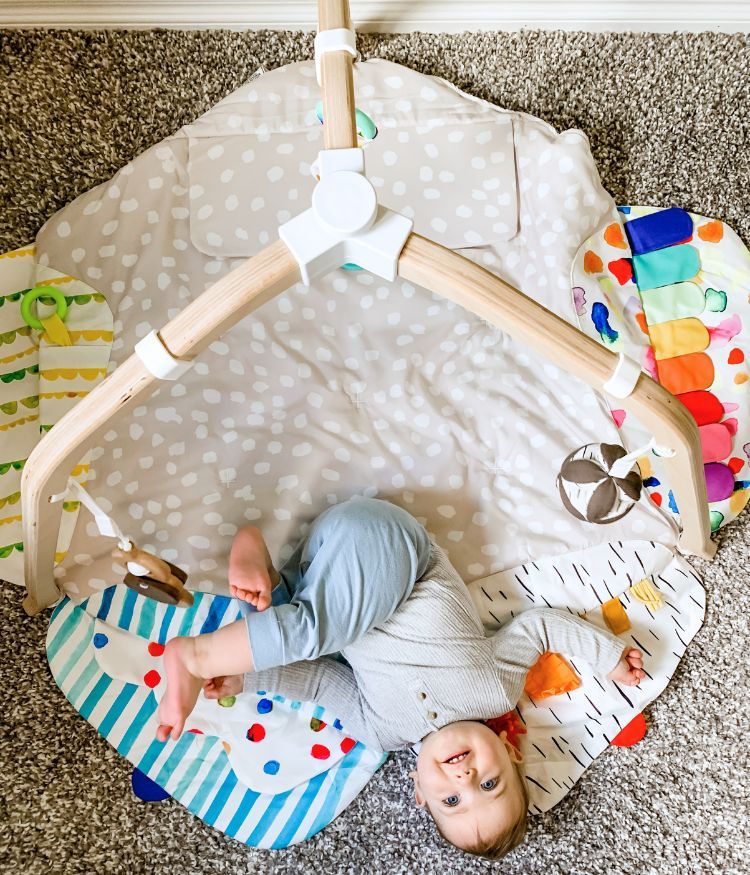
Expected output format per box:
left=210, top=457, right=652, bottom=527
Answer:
left=333, top=718, right=343, bottom=730
left=257, top=698, right=273, bottom=714
left=93, top=633, right=108, bottom=649
left=290, top=701, right=302, bottom=710
left=263, top=759, right=280, bottom=775
left=256, top=690, right=266, bottom=696
left=272, top=695, right=284, bottom=702
left=131, top=767, right=170, bottom=802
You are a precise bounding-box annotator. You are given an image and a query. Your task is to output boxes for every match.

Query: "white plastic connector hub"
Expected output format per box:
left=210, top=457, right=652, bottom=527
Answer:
left=603, top=353, right=641, bottom=398
left=279, top=146, right=413, bottom=285
left=312, top=171, right=377, bottom=236
left=314, top=28, right=359, bottom=85
left=134, top=329, right=193, bottom=381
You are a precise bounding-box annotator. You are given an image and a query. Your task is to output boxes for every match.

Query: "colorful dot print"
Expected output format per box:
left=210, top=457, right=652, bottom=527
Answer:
left=263, top=760, right=280, bottom=775
left=246, top=723, right=266, bottom=742
left=257, top=698, right=273, bottom=714
left=143, top=669, right=161, bottom=688
left=93, top=633, right=108, bottom=648
left=147, top=642, right=165, bottom=656
left=311, top=744, right=330, bottom=760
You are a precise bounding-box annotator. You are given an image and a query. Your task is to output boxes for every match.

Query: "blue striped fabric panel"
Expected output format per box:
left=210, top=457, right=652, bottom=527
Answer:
left=46, top=590, right=385, bottom=848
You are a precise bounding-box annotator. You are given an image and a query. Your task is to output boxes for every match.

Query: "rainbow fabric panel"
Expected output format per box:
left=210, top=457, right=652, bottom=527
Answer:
left=571, top=206, right=750, bottom=531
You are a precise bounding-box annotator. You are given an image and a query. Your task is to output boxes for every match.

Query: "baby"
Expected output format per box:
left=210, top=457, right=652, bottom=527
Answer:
left=158, top=497, right=644, bottom=859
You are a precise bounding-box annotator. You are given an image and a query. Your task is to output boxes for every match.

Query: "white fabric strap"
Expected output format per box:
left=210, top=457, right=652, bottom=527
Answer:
left=51, top=479, right=150, bottom=575
left=134, top=330, right=193, bottom=381
left=603, top=353, right=642, bottom=398
left=58, top=479, right=131, bottom=549
left=314, top=28, right=359, bottom=85
left=609, top=437, right=676, bottom=479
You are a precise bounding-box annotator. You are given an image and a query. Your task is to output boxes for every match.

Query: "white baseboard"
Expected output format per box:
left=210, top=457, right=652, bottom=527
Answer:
left=3, top=0, right=749, bottom=32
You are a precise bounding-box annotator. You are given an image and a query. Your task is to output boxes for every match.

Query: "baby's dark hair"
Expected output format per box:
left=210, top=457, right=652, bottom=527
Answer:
left=427, top=762, right=529, bottom=861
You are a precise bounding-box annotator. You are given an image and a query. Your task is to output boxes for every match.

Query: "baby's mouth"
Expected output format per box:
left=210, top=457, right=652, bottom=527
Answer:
left=443, top=750, right=470, bottom=765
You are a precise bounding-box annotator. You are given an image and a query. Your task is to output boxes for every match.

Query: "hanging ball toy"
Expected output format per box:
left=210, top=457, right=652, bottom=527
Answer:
left=557, top=442, right=643, bottom=524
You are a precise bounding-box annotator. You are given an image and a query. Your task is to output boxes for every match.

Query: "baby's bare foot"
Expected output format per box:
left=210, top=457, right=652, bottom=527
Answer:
left=156, top=637, right=203, bottom=742
left=228, top=526, right=278, bottom=610
left=607, top=647, right=646, bottom=687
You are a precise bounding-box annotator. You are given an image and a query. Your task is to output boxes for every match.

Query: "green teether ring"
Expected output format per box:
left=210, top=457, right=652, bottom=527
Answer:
left=314, top=101, right=378, bottom=141
left=20, top=286, right=68, bottom=330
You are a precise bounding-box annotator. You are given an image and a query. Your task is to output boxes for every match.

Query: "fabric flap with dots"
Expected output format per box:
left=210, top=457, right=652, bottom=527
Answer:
left=183, top=58, right=522, bottom=258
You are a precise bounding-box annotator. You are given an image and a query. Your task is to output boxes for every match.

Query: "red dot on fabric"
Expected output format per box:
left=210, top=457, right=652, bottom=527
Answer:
left=650, top=492, right=663, bottom=507
left=728, top=347, right=745, bottom=365
left=611, top=712, right=648, bottom=747
left=188, top=728, right=204, bottom=734
left=728, top=457, right=745, bottom=474
left=246, top=723, right=266, bottom=743
left=608, top=258, right=633, bottom=286
left=311, top=744, right=331, bottom=760
left=148, top=642, right=165, bottom=657
left=340, top=737, right=356, bottom=754
left=143, top=669, right=161, bottom=688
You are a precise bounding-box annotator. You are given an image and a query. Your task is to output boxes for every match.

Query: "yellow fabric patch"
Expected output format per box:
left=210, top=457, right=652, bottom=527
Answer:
left=601, top=598, right=631, bottom=634
left=41, top=313, right=73, bottom=346
left=630, top=578, right=665, bottom=611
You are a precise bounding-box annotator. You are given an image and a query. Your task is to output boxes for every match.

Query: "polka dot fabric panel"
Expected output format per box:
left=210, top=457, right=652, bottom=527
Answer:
left=33, top=60, right=679, bottom=605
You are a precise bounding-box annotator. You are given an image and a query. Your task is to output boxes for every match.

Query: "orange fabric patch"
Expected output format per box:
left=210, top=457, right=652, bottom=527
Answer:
left=734, top=372, right=749, bottom=385
left=656, top=352, right=714, bottom=395
left=635, top=311, right=649, bottom=335
left=524, top=652, right=581, bottom=700
left=697, top=220, right=724, bottom=243
left=601, top=598, right=631, bottom=635
left=728, top=348, right=745, bottom=365
left=584, top=250, right=603, bottom=273
left=604, top=223, right=628, bottom=249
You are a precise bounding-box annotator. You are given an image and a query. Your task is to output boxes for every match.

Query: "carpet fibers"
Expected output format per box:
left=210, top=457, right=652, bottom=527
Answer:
left=1, top=29, right=749, bottom=875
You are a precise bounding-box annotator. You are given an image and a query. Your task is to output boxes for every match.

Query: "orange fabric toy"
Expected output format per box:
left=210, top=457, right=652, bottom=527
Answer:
left=524, top=651, right=582, bottom=699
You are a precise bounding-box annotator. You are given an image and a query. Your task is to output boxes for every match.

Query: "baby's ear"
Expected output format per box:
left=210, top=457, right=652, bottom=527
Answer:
left=408, top=771, right=426, bottom=808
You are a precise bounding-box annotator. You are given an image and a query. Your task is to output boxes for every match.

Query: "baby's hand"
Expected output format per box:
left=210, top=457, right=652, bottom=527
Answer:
left=203, top=674, right=244, bottom=700
left=607, top=647, right=646, bottom=687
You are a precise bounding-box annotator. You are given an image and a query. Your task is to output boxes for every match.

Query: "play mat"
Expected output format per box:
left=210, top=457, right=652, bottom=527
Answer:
left=4, top=58, right=749, bottom=847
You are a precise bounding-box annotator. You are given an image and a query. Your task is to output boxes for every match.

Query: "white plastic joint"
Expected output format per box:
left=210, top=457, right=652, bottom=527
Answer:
left=314, top=28, right=358, bottom=85
left=134, top=330, right=194, bottom=381
left=603, top=353, right=641, bottom=399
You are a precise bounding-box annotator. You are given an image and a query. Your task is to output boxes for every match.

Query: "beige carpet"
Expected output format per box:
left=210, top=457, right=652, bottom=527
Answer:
left=1, top=28, right=749, bottom=875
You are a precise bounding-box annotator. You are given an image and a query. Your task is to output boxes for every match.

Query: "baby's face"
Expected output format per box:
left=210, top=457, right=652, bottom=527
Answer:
left=412, top=721, right=525, bottom=847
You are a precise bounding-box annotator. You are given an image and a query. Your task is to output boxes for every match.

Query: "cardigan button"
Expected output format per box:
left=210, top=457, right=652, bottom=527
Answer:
left=418, top=691, right=427, bottom=700
left=428, top=711, right=438, bottom=720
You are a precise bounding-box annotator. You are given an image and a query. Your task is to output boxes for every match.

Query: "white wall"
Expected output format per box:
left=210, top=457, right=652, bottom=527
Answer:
left=3, top=0, right=749, bottom=32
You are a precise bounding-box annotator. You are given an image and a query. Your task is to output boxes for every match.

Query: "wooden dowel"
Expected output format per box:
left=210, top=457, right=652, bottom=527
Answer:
left=317, top=0, right=357, bottom=149
left=21, top=240, right=301, bottom=615
left=397, top=233, right=716, bottom=560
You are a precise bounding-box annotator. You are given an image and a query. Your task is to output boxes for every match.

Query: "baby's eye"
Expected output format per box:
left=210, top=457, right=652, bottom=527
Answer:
left=443, top=794, right=461, bottom=807
left=481, top=778, right=498, bottom=791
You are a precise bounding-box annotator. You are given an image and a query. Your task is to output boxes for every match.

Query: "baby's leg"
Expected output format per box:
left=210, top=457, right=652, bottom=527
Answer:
left=229, top=525, right=280, bottom=610
left=157, top=620, right=254, bottom=741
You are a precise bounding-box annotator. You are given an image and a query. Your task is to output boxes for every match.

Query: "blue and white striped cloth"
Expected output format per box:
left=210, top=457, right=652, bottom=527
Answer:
left=47, top=586, right=385, bottom=848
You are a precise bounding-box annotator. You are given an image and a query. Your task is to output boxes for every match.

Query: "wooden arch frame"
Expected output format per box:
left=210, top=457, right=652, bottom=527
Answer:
left=20, top=0, right=715, bottom=615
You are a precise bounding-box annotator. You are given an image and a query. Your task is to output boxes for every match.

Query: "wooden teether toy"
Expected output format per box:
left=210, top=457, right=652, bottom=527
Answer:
left=112, top=541, right=193, bottom=607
